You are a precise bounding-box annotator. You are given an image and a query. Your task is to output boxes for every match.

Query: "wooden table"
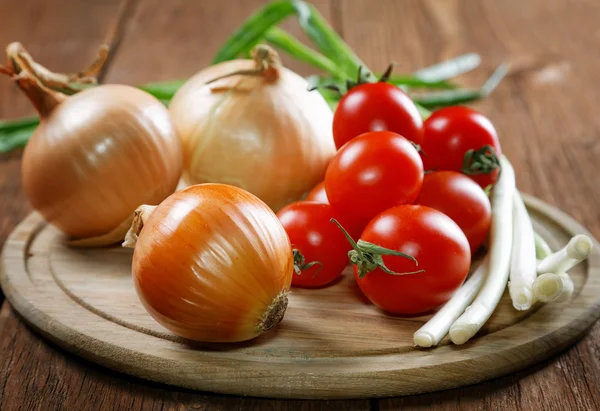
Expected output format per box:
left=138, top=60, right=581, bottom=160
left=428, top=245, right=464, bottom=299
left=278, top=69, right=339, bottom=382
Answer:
left=1, top=0, right=600, bottom=409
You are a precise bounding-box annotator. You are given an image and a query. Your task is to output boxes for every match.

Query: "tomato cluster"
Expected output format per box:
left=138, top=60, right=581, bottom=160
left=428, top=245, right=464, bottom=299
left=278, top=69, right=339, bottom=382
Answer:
left=277, top=81, right=501, bottom=315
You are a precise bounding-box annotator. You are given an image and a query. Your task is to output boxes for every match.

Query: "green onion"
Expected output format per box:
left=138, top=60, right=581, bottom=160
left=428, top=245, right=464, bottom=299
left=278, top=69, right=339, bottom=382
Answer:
left=414, top=53, right=481, bottom=82
left=212, top=0, right=297, bottom=63
left=0, top=124, right=37, bottom=152
left=0, top=116, right=39, bottom=133
left=265, top=27, right=345, bottom=81
left=292, top=0, right=370, bottom=79
left=138, top=79, right=186, bottom=101
left=411, top=64, right=508, bottom=109
left=387, top=75, right=456, bottom=90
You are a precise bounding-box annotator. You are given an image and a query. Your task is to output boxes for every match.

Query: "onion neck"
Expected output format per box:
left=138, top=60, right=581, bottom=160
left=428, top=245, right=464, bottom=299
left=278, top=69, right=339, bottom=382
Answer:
left=207, top=44, right=282, bottom=87
left=251, top=44, right=281, bottom=83
left=122, top=205, right=157, bottom=248
left=2, top=41, right=109, bottom=118
left=14, top=74, right=66, bottom=118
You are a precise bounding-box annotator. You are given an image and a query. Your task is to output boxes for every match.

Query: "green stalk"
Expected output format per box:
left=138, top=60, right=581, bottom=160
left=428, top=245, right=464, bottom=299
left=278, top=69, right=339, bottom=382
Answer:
left=414, top=53, right=481, bottom=82
left=411, top=64, right=508, bottom=109
left=292, top=0, right=371, bottom=80
left=534, top=232, right=552, bottom=260
left=387, top=75, right=456, bottom=89
left=138, top=79, right=186, bottom=101
left=0, top=124, right=37, bottom=152
left=212, top=0, right=297, bottom=63
left=265, top=27, right=345, bottom=81
left=0, top=116, right=39, bottom=132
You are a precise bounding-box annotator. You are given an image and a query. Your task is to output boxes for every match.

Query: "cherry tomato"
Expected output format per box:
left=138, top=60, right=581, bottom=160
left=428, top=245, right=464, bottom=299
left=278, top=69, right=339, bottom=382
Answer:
left=332, top=82, right=423, bottom=149
left=422, top=106, right=501, bottom=188
left=277, top=202, right=350, bottom=288
left=306, top=181, right=328, bottom=204
left=354, top=205, right=471, bottom=314
left=417, top=171, right=491, bottom=253
left=325, top=131, right=424, bottom=230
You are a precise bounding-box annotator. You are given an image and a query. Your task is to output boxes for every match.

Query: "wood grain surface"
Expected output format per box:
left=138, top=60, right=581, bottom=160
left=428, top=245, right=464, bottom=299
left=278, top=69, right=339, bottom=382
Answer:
left=2, top=196, right=599, bottom=400
left=1, top=0, right=600, bottom=409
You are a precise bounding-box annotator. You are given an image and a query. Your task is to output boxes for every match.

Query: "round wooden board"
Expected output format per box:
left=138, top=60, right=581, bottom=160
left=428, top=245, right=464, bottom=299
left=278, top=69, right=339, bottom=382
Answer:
left=1, top=195, right=600, bottom=399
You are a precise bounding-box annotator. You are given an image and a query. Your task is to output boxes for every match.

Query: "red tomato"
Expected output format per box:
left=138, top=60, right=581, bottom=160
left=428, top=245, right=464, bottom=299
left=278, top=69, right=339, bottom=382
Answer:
left=325, top=131, right=424, bottom=230
left=306, top=181, right=328, bottom=204
left=417, top=171, right=491, bottom=253
left=354, top=205, right=471, bottom=314
left=277, top=202, right=350, bottom=288
left=422, top=106, right=502, bottom=188
left=332, top=82, right=423, bottom=149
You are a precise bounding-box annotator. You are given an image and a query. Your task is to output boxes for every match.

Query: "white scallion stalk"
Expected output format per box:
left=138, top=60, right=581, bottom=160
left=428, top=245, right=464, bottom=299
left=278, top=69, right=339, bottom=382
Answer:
left=532, top=271, right=574, bottom=303
left=554, top=272, right=575, bottom=302
left=414, top=256, right=489, bottom=348
left=449, top=156, right=515, bottom=345
left=536, top=234, right=593, bottom=274
left=534, top=232, right=552, bottom=260
left=508, top=191, right=538, bottom=311
left=532, top=234, right=591, bottom=303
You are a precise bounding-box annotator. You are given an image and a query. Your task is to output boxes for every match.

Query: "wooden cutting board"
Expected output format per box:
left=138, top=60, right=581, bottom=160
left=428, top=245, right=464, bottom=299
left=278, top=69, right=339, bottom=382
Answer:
left=1, top=195, right=599, bottom=399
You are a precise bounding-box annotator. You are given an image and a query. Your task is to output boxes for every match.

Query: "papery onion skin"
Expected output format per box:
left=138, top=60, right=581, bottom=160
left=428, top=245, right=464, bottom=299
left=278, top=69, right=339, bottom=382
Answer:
left=169, top=56, right=335, bottom=212
left=131, top=184, right=294, bottom=342
left=22, top=84, right=183, bottom=239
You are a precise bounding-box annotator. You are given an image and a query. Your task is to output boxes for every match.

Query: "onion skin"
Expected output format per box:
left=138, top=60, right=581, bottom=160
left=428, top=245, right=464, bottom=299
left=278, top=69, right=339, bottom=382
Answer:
left=130, top=184, right=294, bottom=342
left=169, top=53, right=335, bottom=211
left=22, top=84, right=183, bottom=239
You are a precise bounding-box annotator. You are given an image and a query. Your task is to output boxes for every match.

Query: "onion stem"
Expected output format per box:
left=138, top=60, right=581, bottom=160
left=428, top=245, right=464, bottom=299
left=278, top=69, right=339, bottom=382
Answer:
left=414, top=256, right=488, bottom=348
left=449, top=156, right=515, bottom=345
left=508, top=191, right=538, bottom=311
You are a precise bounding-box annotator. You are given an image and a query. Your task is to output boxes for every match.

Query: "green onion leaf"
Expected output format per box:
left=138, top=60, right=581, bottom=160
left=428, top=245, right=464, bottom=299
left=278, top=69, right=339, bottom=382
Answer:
left=265, top=27, right=345, bottom=81
left=387, top=75, right=456, bottom=90
left=414, top=53, right=481, bottom=82
left=212, top=0, right=297, bottom=64
left=0, top=116, right=39, bottom=133
left=411, top=64, right=508, bottom=109
left=292, top=0, right=371, bottom=80
left=0, top=124, right=37, bottom=153
left=138, top=79, right=186, bottom=101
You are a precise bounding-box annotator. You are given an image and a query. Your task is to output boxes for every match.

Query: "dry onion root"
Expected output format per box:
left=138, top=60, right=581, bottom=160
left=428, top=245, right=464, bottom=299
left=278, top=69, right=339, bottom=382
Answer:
left=168, top=45, right=335, bottom=212
left=1, top=43, right=183, bottom=246
left=123, top=184, right=294, bottom=343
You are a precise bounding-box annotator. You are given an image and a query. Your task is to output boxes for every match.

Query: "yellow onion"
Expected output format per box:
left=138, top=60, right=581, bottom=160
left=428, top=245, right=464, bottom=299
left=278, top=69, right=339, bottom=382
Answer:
left=169, top=45, right=335, bottom=211
left=123, top=184, right=294, bottom=342
left=2, top=43, right=183, bottom=245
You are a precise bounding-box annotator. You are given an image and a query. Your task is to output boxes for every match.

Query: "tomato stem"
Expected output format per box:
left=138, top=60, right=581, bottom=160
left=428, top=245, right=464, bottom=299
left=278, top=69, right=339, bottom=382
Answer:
left=461, top=145, right=500, bottom=176
left=378, top=63, right=395, bottom=83
left=330, top=218, right=424, bottom=278
left=410, top=141, right=427, bottom=156
left=292, top=249, right=323, bottom=278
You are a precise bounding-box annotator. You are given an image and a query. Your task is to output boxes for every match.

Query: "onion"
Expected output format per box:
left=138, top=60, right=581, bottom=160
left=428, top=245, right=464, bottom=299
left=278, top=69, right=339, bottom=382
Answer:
left=2, top=43, right=182, bottom=246
left=168, top=45, right=335, bottom=211
left=123, top=184, right=294, bottom=342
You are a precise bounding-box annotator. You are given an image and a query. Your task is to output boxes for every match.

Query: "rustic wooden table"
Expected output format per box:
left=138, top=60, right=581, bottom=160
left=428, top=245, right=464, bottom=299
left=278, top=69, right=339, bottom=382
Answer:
left=1, top=0, right=600, bottom=409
